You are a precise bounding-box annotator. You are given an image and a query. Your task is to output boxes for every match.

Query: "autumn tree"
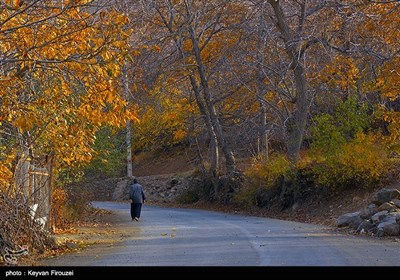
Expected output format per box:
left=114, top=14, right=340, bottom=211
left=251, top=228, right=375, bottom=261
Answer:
left=306, top=1, right=400, bottom=151
left=238, top=1, right=378, bottom=164
left=131, top=0, right=252, bottom=179
left=0, top=0, right=136, bottom=190
left=359, top=2, right=400, bottom=152
left=262, top=0, right=316, bottom=163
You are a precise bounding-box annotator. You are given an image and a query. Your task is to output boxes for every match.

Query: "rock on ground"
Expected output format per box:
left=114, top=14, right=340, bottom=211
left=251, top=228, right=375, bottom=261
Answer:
left=371, top=211, right=388, bottom=225
left=373, top=189, right=400, bottom=205
left=337, top=186, right=400, bottom=237
left=360, top=204, right=378, bottom=219
left=377, top=217, right=400, bottom=237
left=337, top=212, right=362, bottom=229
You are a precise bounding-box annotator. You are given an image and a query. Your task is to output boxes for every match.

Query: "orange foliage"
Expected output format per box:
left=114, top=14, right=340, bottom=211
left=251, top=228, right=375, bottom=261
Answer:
left=361, top=3, right=400, bottom=151
left=0, top=1, right=137, bottom=185
left=318, top=55, right=360, bottom=92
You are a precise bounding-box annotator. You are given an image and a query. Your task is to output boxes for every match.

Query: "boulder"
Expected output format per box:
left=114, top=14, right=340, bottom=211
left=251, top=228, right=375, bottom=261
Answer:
left=360, top=204, right=378, bottom=219
left=392, top=199, right=400, bottom=209
left=387, top=211, right=400, bottom=224
left=377, top=202, right=398, bottom=212
left=356, top=220, right=375, bottom=234
left=371, top=211, right=388, bottom=225
left=337, top=212, right=362, bottom=229
left=377, top=217, right=400, bottom=236
left=372, top=188, right=400, bottom=205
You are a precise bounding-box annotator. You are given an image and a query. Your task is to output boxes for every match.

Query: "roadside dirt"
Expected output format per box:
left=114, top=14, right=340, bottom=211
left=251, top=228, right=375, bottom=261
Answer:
left=19, top=208, right=123, bottom=266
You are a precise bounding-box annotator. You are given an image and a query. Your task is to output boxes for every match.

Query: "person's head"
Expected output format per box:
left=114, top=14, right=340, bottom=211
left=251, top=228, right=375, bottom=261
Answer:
left=133, top=178, right=138, bottom=184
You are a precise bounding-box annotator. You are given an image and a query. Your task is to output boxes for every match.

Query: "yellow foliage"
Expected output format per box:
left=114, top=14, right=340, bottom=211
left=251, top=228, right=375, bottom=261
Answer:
left=318, top=55, right=360, bottom=92
left=378, top=57, right=400, bottom=102
left=310, top=133, right=396, bottom=190
left=375, top=50, right=400, bottom=153
left=173, top=129, right=187, bottom=142
left=0, top=153, right=14, bottom=190
left=0, top=145, right=19, bottom=192
left=357, top=3, right=400, bottom=153
left=133, top=101, right=189, bottom=150
left=246, top=154, right=290, bottom=188
left=0, top=2, right=135, bottom=176
left=379, top=110, right=400, bottom=153
left=235, top=154, right=291, bottom=206
left=51, top=187, right=81, bottom=229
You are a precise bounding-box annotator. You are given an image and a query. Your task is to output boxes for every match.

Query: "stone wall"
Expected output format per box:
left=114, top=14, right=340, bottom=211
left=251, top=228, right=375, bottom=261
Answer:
left=112, top=175, right=189, bottom=203
left=83, top=177, right=128, bottom=201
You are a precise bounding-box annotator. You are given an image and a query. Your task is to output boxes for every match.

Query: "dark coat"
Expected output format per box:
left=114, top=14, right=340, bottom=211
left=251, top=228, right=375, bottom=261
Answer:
left=129, top=183, right=146, bottom=203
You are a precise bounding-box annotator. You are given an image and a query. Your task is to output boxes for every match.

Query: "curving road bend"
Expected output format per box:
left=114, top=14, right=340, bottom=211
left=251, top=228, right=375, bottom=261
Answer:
left=42, top=201, right=400, bottom=266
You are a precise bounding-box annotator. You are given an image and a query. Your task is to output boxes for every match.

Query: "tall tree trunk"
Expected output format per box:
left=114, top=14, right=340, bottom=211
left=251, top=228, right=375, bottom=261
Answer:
left=125, top=120, right=133, bottom=178
left=209, top=133, right=219, bottom=177
left=157, top=4, right=222, bottom=178
left=287, top=64, right=308, bottom=163
left=259, top=104, right=269, bottom=158
left=256, top=2, right=269, bottom=160
left=123, top=66, right=133, bottom=178
left=268, top=0, right=310, bottom=164
left=158, top=1, right=235, bottom=176
left=190, top=76, right=220, bottom=177
left=189, top=27, right=236, bottom=176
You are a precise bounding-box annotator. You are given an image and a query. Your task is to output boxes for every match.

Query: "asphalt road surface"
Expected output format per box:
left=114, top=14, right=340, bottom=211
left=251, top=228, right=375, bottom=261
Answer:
left=42, top=201, right=400, bottom=266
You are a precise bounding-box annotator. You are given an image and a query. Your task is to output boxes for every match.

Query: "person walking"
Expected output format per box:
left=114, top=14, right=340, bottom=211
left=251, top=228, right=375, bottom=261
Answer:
left=129, top=178, right=146, bottom=221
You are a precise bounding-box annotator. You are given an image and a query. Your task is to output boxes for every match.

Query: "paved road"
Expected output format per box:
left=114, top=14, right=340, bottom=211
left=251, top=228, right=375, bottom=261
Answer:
left=42, top=201, right=400, bottom=266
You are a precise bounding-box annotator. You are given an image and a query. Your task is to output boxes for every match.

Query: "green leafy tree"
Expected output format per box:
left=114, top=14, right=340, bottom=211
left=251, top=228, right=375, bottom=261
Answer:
left=84, top=127, right=126, bottom=179
left=311, top=96, right=371, bottom=154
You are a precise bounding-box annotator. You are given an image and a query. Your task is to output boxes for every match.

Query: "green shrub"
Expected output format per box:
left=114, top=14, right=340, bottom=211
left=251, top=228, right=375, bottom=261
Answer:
left=307, top=95, right=396, bottom=190
left=176, top=187, right=203, bottom=204
left=311, top=95, right=371, bottom=154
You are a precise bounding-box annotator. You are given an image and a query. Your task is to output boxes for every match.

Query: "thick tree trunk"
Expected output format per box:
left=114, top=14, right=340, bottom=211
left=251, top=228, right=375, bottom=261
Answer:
left=189, top=75, right=220, bottom=177
left=268, top=0, right=310, bottom=164
left=287, top=64, right=309, bottom=163
left=209, top=135, right=219, bottom=177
